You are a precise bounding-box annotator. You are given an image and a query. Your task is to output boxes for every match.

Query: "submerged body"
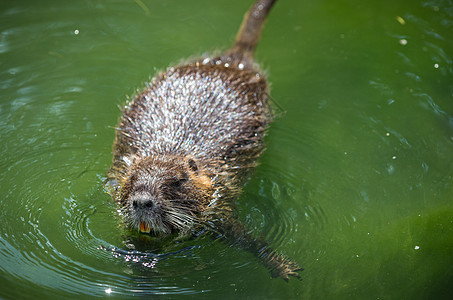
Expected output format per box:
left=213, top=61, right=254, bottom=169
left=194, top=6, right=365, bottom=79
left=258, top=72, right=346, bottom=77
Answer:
left=106, top=0, right=300, bottom=280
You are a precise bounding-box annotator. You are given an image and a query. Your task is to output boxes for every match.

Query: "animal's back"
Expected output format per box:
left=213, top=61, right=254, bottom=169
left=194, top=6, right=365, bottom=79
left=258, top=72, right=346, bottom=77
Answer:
left=116, top=61, right=271, bottom=171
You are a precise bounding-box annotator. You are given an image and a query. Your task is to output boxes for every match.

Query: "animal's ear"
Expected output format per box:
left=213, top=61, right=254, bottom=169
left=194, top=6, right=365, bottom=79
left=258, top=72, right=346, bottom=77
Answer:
left=188, top=158, right=198, bottom=172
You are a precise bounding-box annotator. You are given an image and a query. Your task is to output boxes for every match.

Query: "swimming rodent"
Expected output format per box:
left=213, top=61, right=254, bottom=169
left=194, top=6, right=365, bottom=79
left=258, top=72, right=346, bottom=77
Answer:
left=105, top=0, right=301, bottom=281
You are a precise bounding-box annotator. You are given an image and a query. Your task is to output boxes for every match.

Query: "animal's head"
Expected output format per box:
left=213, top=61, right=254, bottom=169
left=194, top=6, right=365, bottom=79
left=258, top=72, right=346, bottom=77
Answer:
left=119, top=155, right=213, bottom=235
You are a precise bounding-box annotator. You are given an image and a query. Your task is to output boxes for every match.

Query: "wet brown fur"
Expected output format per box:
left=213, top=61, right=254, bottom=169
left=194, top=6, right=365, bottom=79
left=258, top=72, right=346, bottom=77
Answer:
left=105, top=0, right=301, bottom=281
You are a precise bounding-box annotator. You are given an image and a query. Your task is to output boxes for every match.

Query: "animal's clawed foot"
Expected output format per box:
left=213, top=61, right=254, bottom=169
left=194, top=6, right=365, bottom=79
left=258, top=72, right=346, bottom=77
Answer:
left=259, top=249, right=302, bottom=281
left=270, top=256, right=303, bottom=282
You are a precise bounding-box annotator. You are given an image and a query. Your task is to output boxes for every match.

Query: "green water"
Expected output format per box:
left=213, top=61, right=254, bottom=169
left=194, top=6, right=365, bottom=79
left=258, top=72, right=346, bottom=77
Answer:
left=1, top=0, right=452, bottom=298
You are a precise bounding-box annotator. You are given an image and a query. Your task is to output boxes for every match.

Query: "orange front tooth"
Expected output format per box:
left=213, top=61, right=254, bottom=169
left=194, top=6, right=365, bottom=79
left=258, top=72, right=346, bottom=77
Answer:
left=139, top=222, right=150, bottom=233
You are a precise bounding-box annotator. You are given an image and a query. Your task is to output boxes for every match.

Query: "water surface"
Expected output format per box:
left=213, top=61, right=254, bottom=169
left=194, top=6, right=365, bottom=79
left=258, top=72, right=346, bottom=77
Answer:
left=1, top=0, right=452, bottom=298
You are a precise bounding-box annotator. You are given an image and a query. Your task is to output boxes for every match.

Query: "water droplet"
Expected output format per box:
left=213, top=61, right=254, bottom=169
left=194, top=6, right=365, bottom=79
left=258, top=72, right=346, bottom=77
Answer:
left=396, top=16, right=405, bottom=25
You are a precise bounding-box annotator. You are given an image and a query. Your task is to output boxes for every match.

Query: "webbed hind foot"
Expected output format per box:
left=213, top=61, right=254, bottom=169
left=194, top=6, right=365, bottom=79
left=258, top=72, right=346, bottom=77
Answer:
left=259, top=249, right=303, bottom=281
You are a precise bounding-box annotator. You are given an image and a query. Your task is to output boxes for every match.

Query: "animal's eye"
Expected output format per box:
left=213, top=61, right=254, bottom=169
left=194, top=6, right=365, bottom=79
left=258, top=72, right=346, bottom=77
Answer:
left=188, top=159, right=198, bottom=172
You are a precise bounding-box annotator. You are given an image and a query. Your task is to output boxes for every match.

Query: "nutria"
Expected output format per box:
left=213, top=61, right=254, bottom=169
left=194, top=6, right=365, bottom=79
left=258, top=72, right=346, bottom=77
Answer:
left=105, top=0, right=301, bottom=281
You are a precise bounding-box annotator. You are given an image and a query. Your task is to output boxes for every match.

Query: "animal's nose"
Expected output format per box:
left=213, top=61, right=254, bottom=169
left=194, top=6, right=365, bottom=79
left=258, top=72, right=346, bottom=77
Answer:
left=131, top=194, right=154, bottom=209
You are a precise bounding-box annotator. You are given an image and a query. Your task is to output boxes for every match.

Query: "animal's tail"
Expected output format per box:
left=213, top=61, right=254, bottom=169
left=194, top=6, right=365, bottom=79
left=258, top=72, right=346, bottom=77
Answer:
left=227, top=0, right=277, bottom=60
